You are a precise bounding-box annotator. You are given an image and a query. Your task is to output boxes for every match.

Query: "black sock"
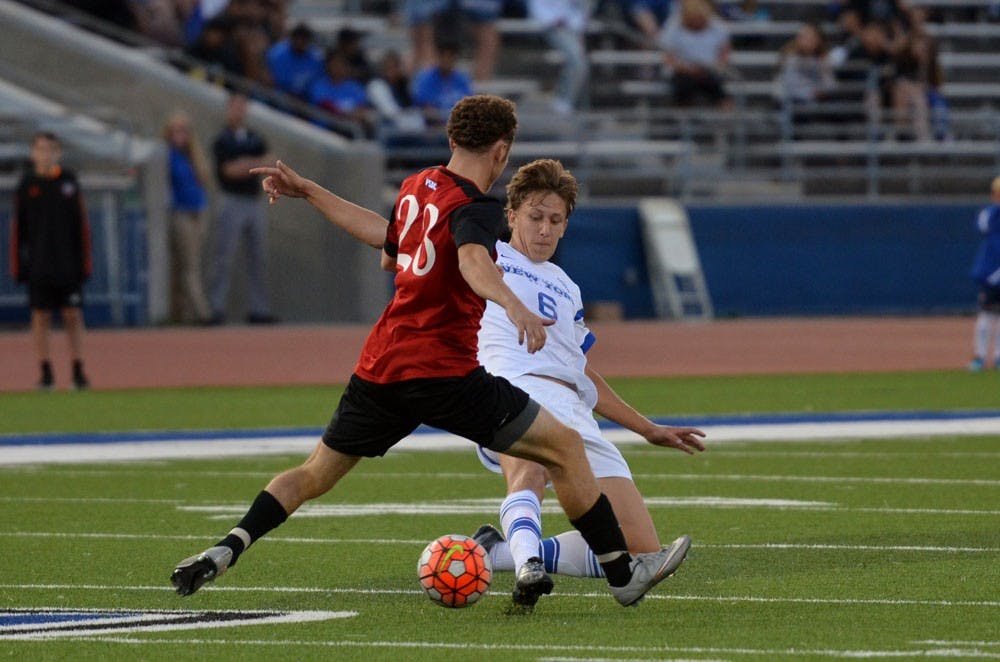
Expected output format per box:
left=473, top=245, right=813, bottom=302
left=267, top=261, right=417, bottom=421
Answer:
left=216, top=490, right=288, bottom=566
left=72, top=359, right=84, bottom=379
left=570, top=493, right=632, bottom=587
left=40, top=361, right=53, bottom=381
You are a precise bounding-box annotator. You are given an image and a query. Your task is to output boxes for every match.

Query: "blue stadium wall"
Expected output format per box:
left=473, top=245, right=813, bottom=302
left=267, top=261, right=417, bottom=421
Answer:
left=1, top=202, right=984, bottom=325
left=556, top=202, right=983, bottom=318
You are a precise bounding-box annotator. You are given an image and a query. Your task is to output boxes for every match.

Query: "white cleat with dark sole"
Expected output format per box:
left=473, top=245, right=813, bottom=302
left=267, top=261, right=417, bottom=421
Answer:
left=609, top=535, right=691, bottom=607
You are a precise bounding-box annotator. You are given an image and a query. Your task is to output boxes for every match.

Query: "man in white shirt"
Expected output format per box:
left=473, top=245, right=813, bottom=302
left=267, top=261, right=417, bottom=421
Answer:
left=474, top=158, right=706, bottom=610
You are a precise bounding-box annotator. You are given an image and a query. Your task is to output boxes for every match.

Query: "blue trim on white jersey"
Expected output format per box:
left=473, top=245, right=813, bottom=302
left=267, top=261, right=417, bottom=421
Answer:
left=580, top=331, right=596, bottom=355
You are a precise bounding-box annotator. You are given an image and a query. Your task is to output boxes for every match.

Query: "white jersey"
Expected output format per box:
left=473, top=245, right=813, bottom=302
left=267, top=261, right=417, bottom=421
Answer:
left=478, top=241, right=599, bottom=409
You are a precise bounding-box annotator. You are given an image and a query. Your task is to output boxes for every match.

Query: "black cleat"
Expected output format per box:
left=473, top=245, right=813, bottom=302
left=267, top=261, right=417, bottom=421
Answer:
left=471, top=524, right=504, bottom=552
left=511, top=557, right=554, bottom=610
left=170, top=546, right=232, bottom=596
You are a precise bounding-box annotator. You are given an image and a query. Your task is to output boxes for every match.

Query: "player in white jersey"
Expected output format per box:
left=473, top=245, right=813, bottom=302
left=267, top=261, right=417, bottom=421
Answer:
left=473, top=159, right=707, bottom=610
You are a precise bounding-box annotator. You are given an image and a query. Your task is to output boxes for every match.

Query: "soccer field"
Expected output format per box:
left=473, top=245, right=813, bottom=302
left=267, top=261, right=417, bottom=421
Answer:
left=1, top=373, right=998, bottom=660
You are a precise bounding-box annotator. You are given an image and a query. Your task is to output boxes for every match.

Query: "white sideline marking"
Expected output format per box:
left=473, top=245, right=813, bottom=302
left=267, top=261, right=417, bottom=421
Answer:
left=0, top=609, right=355, bottom=640
left=915, top=641, right=1000, bottom=647
left=175, top=498, right=1000, bottom=518
left=3, top=531, right=998, bottom=553
left=4, top=584, right=999, bottom=607
left=632, top=473, right=1000, bottom=486
left=4, top=415, right=1000, bottom=465
left=19, top=636, right=1000, bottom=658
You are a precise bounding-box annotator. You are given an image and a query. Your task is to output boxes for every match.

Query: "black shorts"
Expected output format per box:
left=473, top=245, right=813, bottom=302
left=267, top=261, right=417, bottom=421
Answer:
left=979, top=284, right=1000, bottom=313
left=29, top=282, right=84, bottom=310
left=322, top=366, right=540, bottom=458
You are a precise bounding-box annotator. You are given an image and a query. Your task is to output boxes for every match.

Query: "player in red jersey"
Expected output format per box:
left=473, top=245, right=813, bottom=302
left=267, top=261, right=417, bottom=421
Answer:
left=170, top=96, right=688, bottom=607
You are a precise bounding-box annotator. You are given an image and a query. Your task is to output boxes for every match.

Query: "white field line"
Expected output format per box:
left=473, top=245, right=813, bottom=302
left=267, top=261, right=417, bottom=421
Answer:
left=9, top=447, right=1000, bottom=477
left=25, top=637, right=1000, bottom=660
left=178, top=498, right=1000, bottom=517
left=3, top=531, right=998, bottom=553
left=630, top=473, right=1000, bottom=486
left=4, top=416, right=1000, bottom=466
left=0, top=493, right=996, bottom=516
left=2, top=583, right=999, bottom=608
left=914, top=641, right=1000, bottom=647
left=2, top=471, right=997, bottom=486
left=0, top=610, right=355, bottom=641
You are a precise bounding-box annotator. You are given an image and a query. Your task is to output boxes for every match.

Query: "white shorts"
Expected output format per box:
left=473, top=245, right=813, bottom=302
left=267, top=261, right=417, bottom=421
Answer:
left=476, top=374, right=633, bottom=480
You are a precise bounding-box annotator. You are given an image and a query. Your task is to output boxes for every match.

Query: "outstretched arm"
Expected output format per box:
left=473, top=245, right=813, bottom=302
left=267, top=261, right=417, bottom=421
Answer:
left=585, top=364, right=706, bottom=454
left=250, top=160, right=388, bottom=249
left=457, top=242, right=553, bottom=353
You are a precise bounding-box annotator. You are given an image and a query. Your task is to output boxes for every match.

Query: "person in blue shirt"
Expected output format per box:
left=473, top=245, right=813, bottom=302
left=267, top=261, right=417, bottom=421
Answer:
left=163, top=111, right=212, bottom=325
left=969, top=175, right=1000, bottom=371
left=411, top=37, right=474, bottom=125
left=266, top=22, right=324, bottom=100
left=308, top=49, right=372, bottom=130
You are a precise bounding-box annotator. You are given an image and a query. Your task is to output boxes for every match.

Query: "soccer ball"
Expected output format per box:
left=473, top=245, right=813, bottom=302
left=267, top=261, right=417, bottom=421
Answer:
left=417, top=534, right=492, bottom=608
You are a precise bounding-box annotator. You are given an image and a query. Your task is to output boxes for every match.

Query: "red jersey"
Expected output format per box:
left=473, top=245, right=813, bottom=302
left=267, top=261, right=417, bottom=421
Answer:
left=355, top=167, right=506, bottom=383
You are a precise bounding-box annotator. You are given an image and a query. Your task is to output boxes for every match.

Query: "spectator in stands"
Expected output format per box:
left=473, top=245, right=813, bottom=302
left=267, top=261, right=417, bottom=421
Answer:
left=775, top=22, right=837, bottom=125
left=163, top=111, right=213, bottom=325
left=130, top=0, right=188, bottom=47
left=208, top=92, right=277, bottom=325
left=182, top=0, right=230, bottom=47
left=968, top=175, right=1000, bottom=371
left=411, top=36, right=475, bottom=125
left=9, top=132, right=92, bottom=391
left=308, top=49, right=372, bottom=130
left=266, top=22, right=324, bottom=100
left=367, top=50, right=426, bottom=135
left=617, top=0, right=673, bottom=44
left=657, top=0, right=733, bottom=109
left=831, top=21, right=895, bottom=129
left=226, top=0, right=273, bottom=87
left=187, top=15, right=244, bottom=81
left=890, top=29, right=943, bottom=141
left=404, top=0, right=502, bottom=81
left=832, top=0, right=913, bottom=39
left=334, top=27, right=374, bottom=84
left=527, top=0, right=592, bottom=115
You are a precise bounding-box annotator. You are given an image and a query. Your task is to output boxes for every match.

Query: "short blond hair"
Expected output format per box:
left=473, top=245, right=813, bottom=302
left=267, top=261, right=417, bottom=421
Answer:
left=506, top=159, right=578, bottom=216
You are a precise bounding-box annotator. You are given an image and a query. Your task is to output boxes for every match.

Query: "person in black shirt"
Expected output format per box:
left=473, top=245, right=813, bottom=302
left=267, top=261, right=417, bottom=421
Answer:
left=207, top=92, right=276, bottom=325
left=9, top=132, right=92, bottom=390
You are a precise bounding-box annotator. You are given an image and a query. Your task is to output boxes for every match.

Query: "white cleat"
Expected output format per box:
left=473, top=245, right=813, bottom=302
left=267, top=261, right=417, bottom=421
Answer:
left=609, top=535, right=691, bottom=607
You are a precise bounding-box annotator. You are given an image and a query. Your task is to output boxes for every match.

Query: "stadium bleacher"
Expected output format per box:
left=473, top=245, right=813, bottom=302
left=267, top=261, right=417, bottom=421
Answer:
left=4, top=0, right=1000, bottom=202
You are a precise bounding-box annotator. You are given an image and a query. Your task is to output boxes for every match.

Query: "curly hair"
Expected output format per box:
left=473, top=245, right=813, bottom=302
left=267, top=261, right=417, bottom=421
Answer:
left=505, top=159, right=578, bottom=217
left=446, top=95, right=518, bottom=153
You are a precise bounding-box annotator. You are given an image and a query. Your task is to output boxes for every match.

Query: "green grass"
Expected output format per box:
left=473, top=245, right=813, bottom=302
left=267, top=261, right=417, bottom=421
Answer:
left=3, top=369, right=999, bottom=435
left=1, top=370, right=999, bottom=659
left=1, top=438, right=997, bottom=660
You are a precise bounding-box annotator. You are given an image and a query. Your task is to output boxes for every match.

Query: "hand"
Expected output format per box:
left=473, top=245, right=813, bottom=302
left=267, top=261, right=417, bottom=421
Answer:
left=644, top=425, right=706, bottom=455
left=506, top=304, right=555, bottom=354
left=250, top=160, right=311, bottom=204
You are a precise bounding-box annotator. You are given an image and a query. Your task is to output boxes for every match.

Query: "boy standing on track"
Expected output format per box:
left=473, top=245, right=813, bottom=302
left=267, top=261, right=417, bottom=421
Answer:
left=170, top=95, right=690, bottom=607
left=9, top=131, right=92, bottom=391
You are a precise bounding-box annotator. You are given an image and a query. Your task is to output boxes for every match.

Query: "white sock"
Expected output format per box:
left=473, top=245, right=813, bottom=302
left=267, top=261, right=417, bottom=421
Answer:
left=539, top=530, right=605, bottom=578
left=499, top=490, right=542, bottom=573
left=974, top=313, right=993, bottom=359
left=488, top=540, right=515, bottom=571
